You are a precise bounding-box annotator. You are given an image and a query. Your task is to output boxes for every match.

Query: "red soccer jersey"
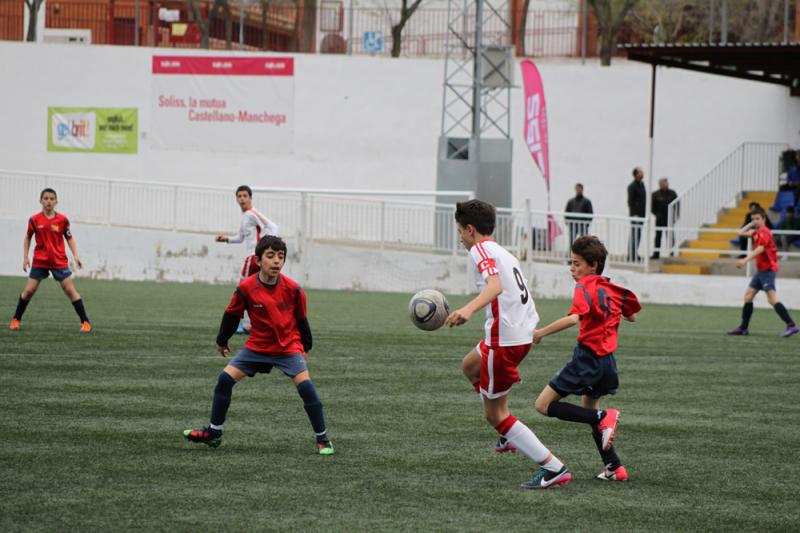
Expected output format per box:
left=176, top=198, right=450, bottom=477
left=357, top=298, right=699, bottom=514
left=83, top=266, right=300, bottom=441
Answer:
left=752, top=226, right=778, bottom=272
left=27, top=212, right=72, bottom=269
left=225, top=273, right=307, bottom=355
left=569, top=274, right=641, bottom=356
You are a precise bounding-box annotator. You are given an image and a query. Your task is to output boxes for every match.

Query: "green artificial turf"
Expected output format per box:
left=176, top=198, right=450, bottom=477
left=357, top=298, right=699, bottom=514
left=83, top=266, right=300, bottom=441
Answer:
left=1, top=276, right=798, bottom=531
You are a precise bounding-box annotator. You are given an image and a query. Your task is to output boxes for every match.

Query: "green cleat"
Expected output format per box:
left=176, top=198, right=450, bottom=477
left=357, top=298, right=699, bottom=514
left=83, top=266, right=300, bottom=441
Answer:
left=317, top=441, right=335, bottom=456
left=183, top=427, right=223, bottom=448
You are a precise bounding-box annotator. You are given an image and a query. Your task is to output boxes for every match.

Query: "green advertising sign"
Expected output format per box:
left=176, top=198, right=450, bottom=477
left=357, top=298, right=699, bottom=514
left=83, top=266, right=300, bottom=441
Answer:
left=47, top=107, right=138, bottom=153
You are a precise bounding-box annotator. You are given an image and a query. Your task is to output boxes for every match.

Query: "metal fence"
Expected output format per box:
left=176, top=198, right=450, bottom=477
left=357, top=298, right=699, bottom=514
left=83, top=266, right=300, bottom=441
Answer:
left=0, top=170, right=656, bottom=269
left=6, top=169, right=796, bottom=273
left=1, top=2, right=581, bottom=58
left=668, top=142, right=789, bottom=251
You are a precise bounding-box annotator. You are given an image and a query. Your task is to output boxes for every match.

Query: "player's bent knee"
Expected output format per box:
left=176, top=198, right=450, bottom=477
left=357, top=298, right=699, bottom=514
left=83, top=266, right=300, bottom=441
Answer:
left=222, top=365, right=246, bottom=382
left=534, top=397, right=550, bottom=417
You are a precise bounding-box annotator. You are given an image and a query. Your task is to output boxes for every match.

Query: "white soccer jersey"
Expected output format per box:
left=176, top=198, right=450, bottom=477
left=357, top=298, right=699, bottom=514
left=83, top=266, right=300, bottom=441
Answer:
left=228, top=208, right=279, bottom=254
left=469, top=239, right=538, bottom=347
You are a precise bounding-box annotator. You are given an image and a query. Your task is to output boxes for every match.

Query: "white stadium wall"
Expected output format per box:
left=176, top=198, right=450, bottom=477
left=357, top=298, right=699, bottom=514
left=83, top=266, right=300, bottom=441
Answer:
left=0, top=41, right=798, bottom=217
left=0, top=219, right=797, bottom=308
left=0, top=41, right=798, bottom=305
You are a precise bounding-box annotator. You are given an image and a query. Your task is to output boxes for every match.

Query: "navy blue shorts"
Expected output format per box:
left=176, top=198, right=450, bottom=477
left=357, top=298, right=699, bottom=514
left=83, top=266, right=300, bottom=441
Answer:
left=748, top=271, right=777, bottom=292
left=549, top=343, right=619, bottom=399
left=29, top=266, right=72, bottom=282
left=228, top=348, right=307, bottom=378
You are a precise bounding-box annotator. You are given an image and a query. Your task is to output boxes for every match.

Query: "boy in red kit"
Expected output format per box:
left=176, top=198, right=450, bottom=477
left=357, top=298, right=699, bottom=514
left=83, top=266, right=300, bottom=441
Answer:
left=533, top=236, right=641, bottom=482
left=9, top=188, right=91, bottom=332
left=183, top=235, right=334, bottom=455
left=728, top=207, right=798, bottom=338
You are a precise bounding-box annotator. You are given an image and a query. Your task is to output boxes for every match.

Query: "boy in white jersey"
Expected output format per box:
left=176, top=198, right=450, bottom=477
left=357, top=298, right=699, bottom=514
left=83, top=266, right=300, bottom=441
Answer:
left=445, top=199, right=572, bottom=490
left=216, top=185, right=279, bottom=333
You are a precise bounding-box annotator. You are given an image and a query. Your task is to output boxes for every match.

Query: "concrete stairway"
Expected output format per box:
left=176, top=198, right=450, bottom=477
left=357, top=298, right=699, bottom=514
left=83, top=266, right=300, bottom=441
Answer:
left=660, top=191, right=775, bottom=275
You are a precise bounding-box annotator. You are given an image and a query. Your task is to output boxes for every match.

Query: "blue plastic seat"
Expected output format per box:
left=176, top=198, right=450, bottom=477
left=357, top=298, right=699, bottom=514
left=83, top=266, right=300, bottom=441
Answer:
left=769, top=190, right=795, bottom=212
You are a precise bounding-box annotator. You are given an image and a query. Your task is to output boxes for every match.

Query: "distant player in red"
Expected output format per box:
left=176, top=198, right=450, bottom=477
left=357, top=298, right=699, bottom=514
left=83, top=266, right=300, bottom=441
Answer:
left=728, top=207, right=797, bottom=338
left=533, top=236, right=641, bottom=482
left=183, top=235, right=334, bottom=455
left=9, top=188, right=91, bottom=332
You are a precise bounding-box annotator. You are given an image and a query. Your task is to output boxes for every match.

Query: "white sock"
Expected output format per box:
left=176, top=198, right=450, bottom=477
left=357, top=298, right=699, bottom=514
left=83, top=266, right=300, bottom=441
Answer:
left=504, top=420, right=551, bottom=464
left=541, top=455, right=564, bottom=473
left=242, top=310, right=251, bottom=329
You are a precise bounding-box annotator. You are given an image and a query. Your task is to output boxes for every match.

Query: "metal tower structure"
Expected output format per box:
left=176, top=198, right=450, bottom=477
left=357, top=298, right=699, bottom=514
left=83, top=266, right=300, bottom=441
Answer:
left=436, top=0, right=515, bottom=210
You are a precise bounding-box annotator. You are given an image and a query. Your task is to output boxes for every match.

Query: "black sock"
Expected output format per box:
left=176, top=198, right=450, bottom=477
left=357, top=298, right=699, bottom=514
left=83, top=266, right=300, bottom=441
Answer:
left=547, top=401, right=602, bottom=425
left=592, top=426, right=621, bottom=469
left=773, top=302, right=795, bottom=327
left=209, top=372, right=237, bottom=431
left=741, top=302, right=754, bottom=329
left=297, top=380, right=327, bottom=441
left=14, top=296, right=30, bottom=320
left=71, top=299, right=89, bottom=323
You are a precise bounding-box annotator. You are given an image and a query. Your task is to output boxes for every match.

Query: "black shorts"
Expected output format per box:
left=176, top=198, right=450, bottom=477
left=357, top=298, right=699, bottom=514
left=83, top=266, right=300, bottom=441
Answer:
left=549, top=343, right=619, bottom=399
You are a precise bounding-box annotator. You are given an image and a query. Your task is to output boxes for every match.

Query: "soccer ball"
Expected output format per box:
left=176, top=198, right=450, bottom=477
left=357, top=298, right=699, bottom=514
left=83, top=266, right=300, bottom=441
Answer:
left=409, top=289, right=450, bottom=331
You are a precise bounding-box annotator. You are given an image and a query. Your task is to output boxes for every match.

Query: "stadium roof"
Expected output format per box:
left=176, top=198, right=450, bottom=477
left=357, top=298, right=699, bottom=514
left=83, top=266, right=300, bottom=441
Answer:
left=621, top=43, right=800, bottom=96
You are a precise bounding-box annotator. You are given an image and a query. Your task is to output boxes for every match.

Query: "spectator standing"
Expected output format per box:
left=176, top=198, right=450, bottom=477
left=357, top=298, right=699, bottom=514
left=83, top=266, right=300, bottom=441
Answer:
left=650, top=178, right=678, bottom=259
left=565, top=183, right=593, bottom=245
left=627, top=167, right=646, bottom=261
left=783, top=151, right=800, bottom=205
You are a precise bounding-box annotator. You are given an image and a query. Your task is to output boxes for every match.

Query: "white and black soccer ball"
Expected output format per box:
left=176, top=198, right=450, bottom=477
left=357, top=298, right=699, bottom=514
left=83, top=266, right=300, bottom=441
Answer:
left=409, top=289, right=450, bottom=331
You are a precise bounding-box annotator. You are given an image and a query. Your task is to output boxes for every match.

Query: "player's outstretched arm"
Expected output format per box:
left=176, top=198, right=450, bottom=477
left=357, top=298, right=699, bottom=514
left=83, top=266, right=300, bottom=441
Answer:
left=446, top=275, right=502, bottom=327
left=216, top=312, right=239, bottom=357
left=736, top=245, right=764, bottom=268
left=737, top=222, right=755, bottom=236
left=297, top=318, right=312, bottom=353
left=22, top=235, right=31, bottom=272
left=533, top=314, right=580, bottom=343
left=66, top=236, right=82, bottom=269
left=624, top=313, right=637, bottom=322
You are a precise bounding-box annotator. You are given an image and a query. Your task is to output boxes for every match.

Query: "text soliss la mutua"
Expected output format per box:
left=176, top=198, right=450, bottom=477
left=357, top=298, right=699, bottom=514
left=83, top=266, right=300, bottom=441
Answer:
left=158, top=95, right=287, bottom=126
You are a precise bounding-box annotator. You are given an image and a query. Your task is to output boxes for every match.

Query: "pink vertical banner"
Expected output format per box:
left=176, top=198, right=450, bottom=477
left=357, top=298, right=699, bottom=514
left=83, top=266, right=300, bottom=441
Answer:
left=521, top=59, right=562, bottom=246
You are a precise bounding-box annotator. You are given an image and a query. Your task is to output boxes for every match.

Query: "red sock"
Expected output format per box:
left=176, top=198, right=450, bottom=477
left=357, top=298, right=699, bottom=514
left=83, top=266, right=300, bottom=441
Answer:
left=494, top=414, right=517, bottom=435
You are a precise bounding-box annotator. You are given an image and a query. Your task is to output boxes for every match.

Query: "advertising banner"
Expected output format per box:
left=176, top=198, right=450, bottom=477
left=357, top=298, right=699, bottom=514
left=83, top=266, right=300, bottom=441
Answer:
left=151, top=55, right=294, bottom=153
left=48, top=107, right=138, bottom=153
left=521, top=59, right=562, bottom=246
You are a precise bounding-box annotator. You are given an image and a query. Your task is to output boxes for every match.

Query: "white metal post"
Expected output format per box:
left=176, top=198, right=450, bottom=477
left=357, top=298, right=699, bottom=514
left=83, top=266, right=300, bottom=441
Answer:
left=172, top=185, right=179, bottom=231
left=380, top=201, right=386, bottom=250
left=239, top=0, right=245, bottom=49
left=106, top=180, right=112, bottom=226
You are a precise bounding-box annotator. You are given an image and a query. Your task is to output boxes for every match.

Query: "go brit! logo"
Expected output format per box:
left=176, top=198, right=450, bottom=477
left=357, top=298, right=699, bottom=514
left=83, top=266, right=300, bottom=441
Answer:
left=51, top=111, right=96, bottom=150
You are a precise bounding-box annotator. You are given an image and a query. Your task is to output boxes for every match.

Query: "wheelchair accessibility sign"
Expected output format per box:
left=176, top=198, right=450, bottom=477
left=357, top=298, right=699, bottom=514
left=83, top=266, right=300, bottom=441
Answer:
left=364, top=31, right=384, bottom=53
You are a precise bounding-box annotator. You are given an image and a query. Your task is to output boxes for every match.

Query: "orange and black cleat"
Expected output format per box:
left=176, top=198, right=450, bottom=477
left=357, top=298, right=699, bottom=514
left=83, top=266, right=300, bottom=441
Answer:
left=9, top=318, right=21, bottom=331
left=80, top=321, right=92, bottom=333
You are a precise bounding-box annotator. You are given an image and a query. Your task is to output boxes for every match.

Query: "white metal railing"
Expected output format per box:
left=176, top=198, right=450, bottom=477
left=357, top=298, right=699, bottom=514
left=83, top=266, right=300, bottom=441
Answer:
left=3, top=169, right=796, bottom=274
left=667, top=142, right=789, bottom=250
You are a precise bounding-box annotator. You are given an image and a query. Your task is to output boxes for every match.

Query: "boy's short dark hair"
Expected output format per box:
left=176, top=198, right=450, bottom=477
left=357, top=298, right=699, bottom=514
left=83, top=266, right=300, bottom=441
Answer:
left=255, top=235, right=287, bottom=259
left=236, top=185, right=253, bottom=197
left=40, top=188, right=57, bottom=200
left=572, top=235, right=607, bottom=275
left=751, top=207, right=768, bottom=220
left=454, top=199, right=496, bottom=235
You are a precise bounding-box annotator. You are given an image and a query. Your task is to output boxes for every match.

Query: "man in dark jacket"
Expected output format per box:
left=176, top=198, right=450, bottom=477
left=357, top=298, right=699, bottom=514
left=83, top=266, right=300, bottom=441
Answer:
left=651, top=178, right=678, bottom=259
left=627, top=167, right=646, bottom=261
left=565, top=183, right=593, bottom=244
